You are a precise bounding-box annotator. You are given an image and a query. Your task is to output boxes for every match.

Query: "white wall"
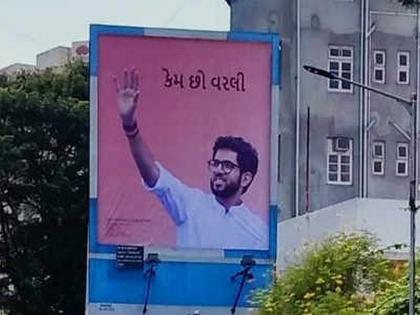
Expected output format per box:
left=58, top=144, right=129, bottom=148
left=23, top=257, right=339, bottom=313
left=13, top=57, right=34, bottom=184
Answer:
left=37, top=46, right=70, bottom=70
left=278, top=197, right=416, bottom=269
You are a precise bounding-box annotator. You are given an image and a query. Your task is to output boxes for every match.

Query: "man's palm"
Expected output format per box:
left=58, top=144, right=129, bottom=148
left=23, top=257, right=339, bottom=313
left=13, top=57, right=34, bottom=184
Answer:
left=114, top=68, right=140, bottom=125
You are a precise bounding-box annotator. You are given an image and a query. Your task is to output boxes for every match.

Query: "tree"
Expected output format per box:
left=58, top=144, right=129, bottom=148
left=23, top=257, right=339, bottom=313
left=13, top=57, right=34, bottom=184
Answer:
left=0, top=74, right=7, bottom=88
left=254, top=233, right=398, bottom=315
left=0, top=61, right=89, bottom=315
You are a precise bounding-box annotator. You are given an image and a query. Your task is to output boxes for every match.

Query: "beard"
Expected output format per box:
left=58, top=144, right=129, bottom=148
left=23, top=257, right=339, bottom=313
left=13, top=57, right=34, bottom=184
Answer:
left=210, top=177, right=241, bottom=198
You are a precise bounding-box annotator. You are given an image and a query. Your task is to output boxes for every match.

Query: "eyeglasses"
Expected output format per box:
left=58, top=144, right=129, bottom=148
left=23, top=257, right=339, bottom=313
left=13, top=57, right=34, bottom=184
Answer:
left=207, top=159, right=240, bottom=174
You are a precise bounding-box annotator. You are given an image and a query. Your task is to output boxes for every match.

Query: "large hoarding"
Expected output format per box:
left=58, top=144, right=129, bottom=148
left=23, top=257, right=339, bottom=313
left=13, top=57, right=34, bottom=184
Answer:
left=89, top=25, right=280, bottom=314
left=96, top=30, right=272, bottom=251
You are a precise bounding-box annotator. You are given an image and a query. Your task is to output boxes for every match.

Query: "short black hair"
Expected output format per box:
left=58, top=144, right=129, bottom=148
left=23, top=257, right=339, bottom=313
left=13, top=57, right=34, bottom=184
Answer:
left=212, top=136, right=258, bottom=193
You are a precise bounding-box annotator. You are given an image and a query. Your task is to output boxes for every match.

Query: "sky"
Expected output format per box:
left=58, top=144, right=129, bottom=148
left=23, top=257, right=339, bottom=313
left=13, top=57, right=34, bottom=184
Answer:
left=0, top=0, right=230, bottom=69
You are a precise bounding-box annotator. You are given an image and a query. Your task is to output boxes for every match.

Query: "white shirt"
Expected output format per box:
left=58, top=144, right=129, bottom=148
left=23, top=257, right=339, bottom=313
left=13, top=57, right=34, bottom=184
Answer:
left=146, top=164, right=268, bottom=250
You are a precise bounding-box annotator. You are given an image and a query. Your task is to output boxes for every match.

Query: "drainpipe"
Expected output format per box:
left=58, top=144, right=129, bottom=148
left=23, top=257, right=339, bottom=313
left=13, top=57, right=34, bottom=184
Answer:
left=295, top=0, right=301, bottom=216
left=416, top=0, right=420, bottom=189
left=362, top=0, right=370, bottom=198
left=359, top=0, right=366, bottom=198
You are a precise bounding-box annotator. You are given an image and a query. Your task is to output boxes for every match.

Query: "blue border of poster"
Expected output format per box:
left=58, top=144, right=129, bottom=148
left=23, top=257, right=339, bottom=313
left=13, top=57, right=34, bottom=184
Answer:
left=87, top=24, right=281, bottom=312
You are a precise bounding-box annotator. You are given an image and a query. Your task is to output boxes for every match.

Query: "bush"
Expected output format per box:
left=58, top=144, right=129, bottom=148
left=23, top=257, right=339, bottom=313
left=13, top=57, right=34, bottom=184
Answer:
left=255, top=233, right=396, bottom=315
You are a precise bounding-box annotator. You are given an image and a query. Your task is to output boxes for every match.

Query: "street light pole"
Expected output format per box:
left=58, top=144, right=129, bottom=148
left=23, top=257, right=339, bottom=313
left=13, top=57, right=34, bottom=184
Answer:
left=409, top=93, right=418, bottom=315
left=303, top=65, right=418, bottom=314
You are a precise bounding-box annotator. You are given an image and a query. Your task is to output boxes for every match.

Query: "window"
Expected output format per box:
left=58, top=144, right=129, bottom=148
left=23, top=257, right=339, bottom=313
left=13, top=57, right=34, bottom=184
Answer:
left=328, top=46, right=353, bottom=92
left=373, top=50, right=385, bottom=84
left=372, top=141, right=385, bottom=175
left=327, top=137, right=353, bottom=185
left=396, top=142, right=409, bottom=176
left=397, top=52, right=410, bottom=84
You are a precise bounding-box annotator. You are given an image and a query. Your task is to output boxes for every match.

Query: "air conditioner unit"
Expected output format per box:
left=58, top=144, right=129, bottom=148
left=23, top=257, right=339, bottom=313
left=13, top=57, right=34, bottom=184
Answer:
left=333, top=137, right=350, bottom=152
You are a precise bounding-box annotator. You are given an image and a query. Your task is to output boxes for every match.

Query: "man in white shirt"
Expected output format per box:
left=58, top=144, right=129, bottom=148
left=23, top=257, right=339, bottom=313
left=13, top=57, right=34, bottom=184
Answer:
left=113, top=68, right=268, bottom=250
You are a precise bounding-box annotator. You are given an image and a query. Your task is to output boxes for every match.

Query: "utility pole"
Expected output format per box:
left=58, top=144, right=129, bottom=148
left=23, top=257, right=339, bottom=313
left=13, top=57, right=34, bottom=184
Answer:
left=303, top=65, right=418, bottom=314
left=409, top=93, right=418, bottom=315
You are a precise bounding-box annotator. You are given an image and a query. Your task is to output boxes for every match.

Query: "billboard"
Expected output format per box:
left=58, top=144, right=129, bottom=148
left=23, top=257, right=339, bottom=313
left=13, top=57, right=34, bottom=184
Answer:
left=89, top=24, right=280, bottom=315
left=95, top=30, right=272, bottom=251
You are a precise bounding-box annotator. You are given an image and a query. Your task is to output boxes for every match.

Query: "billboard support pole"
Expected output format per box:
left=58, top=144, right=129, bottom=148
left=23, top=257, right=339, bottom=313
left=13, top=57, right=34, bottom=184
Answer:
left=230, top=256, right=256, bottom=314
left=142, top=254, right=160, bottom=314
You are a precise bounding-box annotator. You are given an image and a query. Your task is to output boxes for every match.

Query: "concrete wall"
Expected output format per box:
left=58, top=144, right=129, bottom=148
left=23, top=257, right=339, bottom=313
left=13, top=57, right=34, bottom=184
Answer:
left=367, top=0, right=418, bottom=198
left=277, top=198, right=415, bottom=269
left=299, top=0, right=361, bottom=212
left=0, top=63, right=36, bottom=75
left=230, top=0, right=297, bottom=220
left=37, top=46, right=70, bottom=70
left=229, top=0, right=419, bottom=220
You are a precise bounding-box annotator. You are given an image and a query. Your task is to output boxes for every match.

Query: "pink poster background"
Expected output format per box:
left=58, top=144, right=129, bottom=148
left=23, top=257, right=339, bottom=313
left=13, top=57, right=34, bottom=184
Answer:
left=97, top=34, right=271, bottom=248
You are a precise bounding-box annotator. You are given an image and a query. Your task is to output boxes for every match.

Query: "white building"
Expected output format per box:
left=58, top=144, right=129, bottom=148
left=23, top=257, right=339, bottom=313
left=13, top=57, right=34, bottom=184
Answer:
left=0, top=63, right=36, bottom=75
left=1, top=41, right=89, bottom=75
left=36, top=41, right=89, bottom=70
left=36, top=46, right=71, bottom=70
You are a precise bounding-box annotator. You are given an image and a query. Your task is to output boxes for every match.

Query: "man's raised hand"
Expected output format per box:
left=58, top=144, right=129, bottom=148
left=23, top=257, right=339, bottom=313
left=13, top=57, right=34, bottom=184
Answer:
left=113, top=68, right=158, bottom=185
left=113, top=68, right=140, bottom=126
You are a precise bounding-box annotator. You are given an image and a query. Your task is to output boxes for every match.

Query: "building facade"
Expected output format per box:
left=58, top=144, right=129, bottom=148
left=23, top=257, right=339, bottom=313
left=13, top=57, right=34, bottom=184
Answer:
left=229, top=0, right=419, bottom=216
left=0, top=41, right=89, bottom=74
left=36, top=46, right=71, bottom=70
left=0, top=63, right=36, bottom=75
left=227, top=0, right=420, bottom=267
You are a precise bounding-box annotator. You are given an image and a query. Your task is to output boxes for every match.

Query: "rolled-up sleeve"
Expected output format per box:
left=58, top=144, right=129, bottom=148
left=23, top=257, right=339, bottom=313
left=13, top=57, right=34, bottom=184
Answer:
left=143, top=163, right=189, bottom=226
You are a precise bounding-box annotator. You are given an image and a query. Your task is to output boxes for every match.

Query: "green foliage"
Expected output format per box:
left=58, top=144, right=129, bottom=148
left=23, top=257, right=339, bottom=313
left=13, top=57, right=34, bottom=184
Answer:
left=0, top=74, right=7, bottom=87
left=371, top=261, right=420, bottom=314
left=0, top=61, right=88, bottom=315
left=255, top=233, right=395, bottom=315
left=7, top=61, right=88, bottom=101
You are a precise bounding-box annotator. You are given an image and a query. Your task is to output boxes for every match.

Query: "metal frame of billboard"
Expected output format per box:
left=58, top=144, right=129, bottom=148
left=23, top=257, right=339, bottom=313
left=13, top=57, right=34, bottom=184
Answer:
left=87, top=24, right=280, bottom=314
